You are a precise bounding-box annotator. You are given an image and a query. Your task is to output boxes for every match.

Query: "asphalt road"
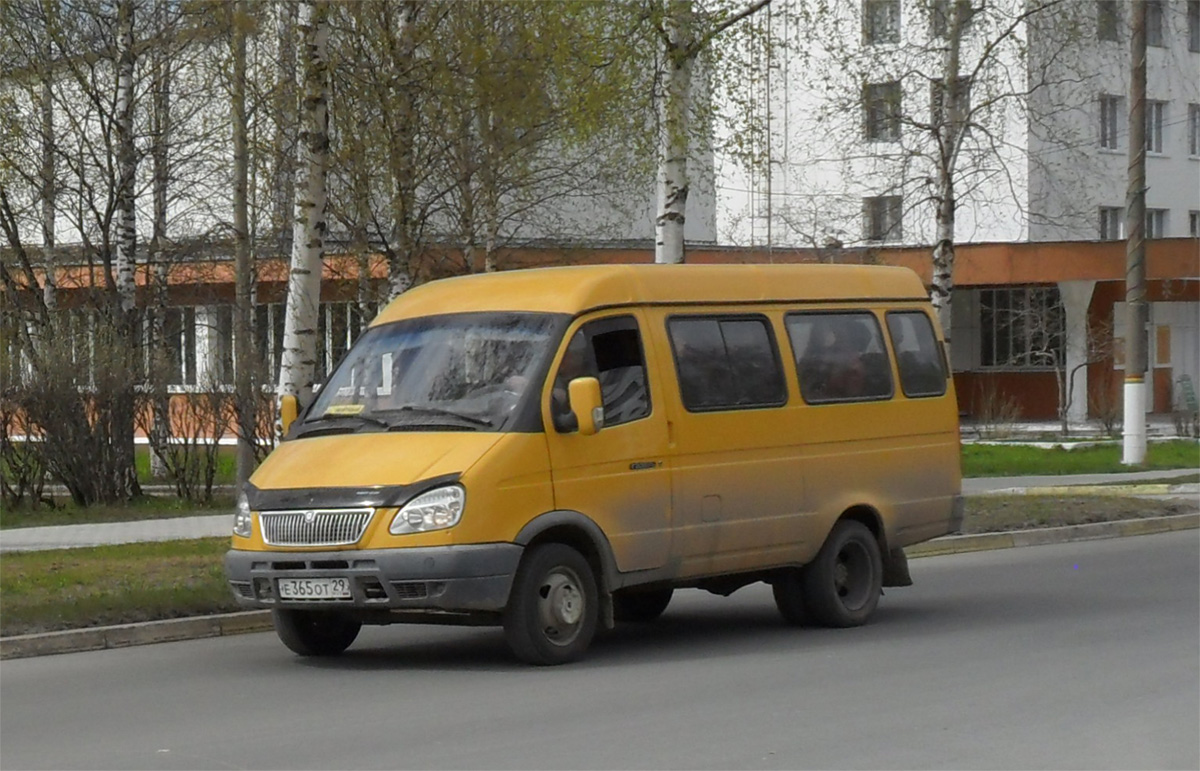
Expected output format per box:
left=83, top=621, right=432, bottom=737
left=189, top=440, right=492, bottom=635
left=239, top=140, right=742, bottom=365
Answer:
left=2, top=531, right=1197, bottom=771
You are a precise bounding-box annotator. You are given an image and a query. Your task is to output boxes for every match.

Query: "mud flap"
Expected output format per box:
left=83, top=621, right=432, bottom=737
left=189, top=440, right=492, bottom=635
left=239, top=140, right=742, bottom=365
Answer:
left=882, top=547, right=913, bottom=587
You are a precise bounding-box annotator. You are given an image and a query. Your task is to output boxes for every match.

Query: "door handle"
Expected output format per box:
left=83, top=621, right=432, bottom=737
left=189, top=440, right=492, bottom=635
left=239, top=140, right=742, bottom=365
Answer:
left=629, top=461, right=661, bottom=471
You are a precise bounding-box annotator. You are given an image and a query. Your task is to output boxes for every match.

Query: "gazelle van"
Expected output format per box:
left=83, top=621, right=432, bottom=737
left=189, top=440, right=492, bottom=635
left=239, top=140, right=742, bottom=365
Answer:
left=225, top=264, right=963, bottom=665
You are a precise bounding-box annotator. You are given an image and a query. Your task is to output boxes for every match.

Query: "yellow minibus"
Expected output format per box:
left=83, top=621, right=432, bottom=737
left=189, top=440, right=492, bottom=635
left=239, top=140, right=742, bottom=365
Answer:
left=225, top=264, right=963, bottom=664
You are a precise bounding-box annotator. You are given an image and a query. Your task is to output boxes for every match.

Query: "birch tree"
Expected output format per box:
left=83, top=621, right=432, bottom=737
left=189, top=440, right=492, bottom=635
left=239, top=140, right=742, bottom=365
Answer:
left=650, top=0, right=772, bottom=264
left=113, top=0, right=137, bottom=315
left=432, top=1, right=651, bottom=275
left=231, top=0, right=256, bottom=483
left=277, top=0, right=330, bottom=418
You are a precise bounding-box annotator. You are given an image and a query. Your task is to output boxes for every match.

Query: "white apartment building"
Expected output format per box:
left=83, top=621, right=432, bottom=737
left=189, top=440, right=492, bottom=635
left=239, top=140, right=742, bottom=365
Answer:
left=716, top=0, right=1199, bottom=423
left=719, top=0, right=1200, bottom=247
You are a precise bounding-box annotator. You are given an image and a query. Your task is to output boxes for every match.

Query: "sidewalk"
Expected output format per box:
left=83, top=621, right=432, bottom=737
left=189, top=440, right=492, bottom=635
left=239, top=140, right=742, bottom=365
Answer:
left=2, top=469, right=1196, bottom=553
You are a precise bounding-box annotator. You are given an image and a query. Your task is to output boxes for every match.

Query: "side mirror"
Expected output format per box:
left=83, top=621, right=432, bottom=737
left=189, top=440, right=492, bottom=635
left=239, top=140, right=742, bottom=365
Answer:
left=567, top=377, right=604, bottom=436
left=279, top=393, right=299, bottom=436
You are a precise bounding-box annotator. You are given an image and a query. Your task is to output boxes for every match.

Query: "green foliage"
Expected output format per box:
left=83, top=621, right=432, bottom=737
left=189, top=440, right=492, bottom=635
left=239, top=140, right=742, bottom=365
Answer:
left=962, top=440, right=1200, bottom=477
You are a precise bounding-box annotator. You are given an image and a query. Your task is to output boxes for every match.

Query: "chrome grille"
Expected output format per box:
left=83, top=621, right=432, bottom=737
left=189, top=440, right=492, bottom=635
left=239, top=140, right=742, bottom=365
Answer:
left=259, top=508, right=374, bottom=547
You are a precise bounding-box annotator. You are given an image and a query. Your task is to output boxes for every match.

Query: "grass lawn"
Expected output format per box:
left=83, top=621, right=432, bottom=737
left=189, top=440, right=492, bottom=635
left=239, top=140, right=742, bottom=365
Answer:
left=0, top=494, right=235, bottom=530
left=961, top=439, right=1199, bottom=477
left=1, top=538, right=240, bottom=637
left=1, top=494, right=1194, bottom=637
left=134, top=445, right=238, bottom=486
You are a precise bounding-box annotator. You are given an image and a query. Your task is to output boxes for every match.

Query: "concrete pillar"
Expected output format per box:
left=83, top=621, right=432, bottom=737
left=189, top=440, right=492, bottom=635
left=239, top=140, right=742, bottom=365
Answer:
left=1058, top=280, right=1097, bottom=425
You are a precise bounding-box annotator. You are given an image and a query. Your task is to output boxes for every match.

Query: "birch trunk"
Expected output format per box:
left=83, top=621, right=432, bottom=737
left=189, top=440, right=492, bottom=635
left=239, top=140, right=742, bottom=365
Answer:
left=272, top=0, right=298, bottom=255
left=232, top=0, right=256, bottom=484
left=655, top=0, right=695, bottom=265
left=386, top=0, right=419, bottom=300
left=480, top=109, right=500, bottom=273
left=114, top=0, right=137, bottom=314
left=277, top=0, right=330, bottom=428
left=39, top=51, right=56, bottom=311
left=149, top=0, right=172, bottom=479
left=929, top=1, right=965, bottom=349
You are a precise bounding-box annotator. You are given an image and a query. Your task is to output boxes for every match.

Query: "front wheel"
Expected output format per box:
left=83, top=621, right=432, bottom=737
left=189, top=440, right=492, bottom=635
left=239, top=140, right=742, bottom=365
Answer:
left=272, top=609, right=361, bottom=656
left=503, top=544, right=598, bottom=665
left=802, top=520, right=882, bottom=627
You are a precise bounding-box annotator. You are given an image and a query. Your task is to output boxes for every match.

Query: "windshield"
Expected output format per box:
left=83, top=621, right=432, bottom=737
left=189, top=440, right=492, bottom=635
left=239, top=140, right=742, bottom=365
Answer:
left=303, top=312, right=561, bottom=433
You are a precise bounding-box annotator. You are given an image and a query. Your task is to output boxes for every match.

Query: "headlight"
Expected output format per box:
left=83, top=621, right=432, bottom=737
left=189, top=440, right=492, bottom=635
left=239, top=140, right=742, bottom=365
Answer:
left=390, top=485, right=465, bottom=535
left=233, top=492, right=253, bottom=538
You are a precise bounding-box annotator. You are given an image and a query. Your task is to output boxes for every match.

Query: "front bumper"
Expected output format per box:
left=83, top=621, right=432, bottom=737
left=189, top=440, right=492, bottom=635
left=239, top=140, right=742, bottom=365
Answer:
left=224, top=543, right=523, bottom=613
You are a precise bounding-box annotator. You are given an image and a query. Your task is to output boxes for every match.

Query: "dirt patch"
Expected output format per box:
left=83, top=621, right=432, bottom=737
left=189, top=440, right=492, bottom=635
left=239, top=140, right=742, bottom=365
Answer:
left=963, top=494, right=1196, bottom=534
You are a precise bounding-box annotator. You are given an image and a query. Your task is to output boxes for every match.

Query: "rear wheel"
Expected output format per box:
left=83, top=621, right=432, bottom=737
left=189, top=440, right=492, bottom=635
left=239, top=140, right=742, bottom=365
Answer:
left=272, top=609, right=361, bottom=656
left=802, top=520, right=882, bottom=627
left=613, top=587, right=674, bottom=623
left=771, top=569, right=807, bottom=626
left=503, top=544, right=598, bottom=665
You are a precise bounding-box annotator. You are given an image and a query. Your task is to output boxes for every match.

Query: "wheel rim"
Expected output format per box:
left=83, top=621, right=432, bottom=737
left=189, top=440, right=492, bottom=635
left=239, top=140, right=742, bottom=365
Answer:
left=832, top=540, right=874, bottom=611
left=535, top=566, right=586, bottom=647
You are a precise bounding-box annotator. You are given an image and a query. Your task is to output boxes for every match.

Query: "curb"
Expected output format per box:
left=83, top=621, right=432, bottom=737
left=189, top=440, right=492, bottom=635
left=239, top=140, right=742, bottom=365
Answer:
left=906, top=511, right=1199, bottom=557
left=0, top=611, right=272, bottom=661
left=973, top=483, right=1197, bottom=497
left=3, top=512, right=1197, bottom=661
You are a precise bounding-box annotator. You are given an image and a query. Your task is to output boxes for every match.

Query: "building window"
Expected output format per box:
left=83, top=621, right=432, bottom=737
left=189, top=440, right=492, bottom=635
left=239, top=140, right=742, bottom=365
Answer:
left=1146, top=209, right=1167, bottom=239
left=1097, top=0, right=1120, bottom=41
left=1190, top=0, right=1200, bottom=52
left=317, top=301, right=375, bottom=383
left=931, top=76, right=971, bottom=126
left=863, top=81, right=901, bottom=141
left=254, top=302, right=286, bottom=383
left=667, top=316, right=786, bottom=411
left=1189, top=104, right=1200, bottom=156
left=1099, top=206, right=1123, bottom=240
left=1099, top=94, right=1123, bottom=149
left=1145, top=100, right=1165, bottom=153
left=863, top=195, right=903, bottom=242
left=1146, top=0, right=1165, bottom=47
left=207, top=305, right=234, bottom=386
left=863, top=0, right=900, bottom=44
left=979, top=287, right=1065, bottom=370
left=163, top=306, right=197, bottom=387
left=1189, top=210, right=1200, bottom=237
left=930, top=0, right=975, bottom=38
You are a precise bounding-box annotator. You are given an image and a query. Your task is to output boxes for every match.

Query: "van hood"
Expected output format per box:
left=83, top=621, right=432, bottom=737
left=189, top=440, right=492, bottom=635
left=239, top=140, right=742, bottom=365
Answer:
left=246, top=432, right=503, bottom=509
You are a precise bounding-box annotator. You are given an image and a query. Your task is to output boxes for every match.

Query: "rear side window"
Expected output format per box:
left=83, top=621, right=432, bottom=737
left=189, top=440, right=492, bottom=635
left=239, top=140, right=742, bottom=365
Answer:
left=787, top=312, right=893, bottom=403
left=667, top=316, right=787, bottom=411
left=887, top=311, right=948, bottom=397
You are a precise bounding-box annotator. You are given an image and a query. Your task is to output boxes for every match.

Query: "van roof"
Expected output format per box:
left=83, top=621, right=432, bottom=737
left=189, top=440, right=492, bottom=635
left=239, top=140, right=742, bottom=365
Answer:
left=372, top=263, right=930, bottom=324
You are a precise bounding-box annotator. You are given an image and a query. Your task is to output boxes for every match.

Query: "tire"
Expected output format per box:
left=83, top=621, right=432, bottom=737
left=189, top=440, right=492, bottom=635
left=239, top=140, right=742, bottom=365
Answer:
left=613, top=587, right=674, bottom=623
left=771, top=569, right=807, bottom=626
left=503, top=544, right=599, bottom=665
left=802, top=520, right=882, bottom=628
left=272, top=609, right=361, bottom=656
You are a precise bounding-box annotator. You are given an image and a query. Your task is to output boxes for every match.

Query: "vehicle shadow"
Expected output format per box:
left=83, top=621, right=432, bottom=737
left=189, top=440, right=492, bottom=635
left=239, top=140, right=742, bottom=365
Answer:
left=297, top=588, right=948, bottom=672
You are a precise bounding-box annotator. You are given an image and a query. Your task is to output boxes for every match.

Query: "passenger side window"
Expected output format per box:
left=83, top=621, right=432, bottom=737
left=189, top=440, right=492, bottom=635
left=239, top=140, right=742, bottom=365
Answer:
left=551, top=316, right=651, bottom=432
left=667, top=316, right=787, bottom=411
left=887, top=311, right=948, bottom=397
left=787, top=312, right=893, bottom=403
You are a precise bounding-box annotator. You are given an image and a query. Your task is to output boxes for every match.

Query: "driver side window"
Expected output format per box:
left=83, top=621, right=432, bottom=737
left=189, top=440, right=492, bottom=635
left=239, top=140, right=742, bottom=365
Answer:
left=552, top=316, right=651, bottom=433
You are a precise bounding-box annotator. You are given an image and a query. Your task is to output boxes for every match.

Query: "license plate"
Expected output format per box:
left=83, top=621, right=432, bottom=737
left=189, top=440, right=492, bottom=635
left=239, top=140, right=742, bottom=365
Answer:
left=277, top=577, right=352, bottom=600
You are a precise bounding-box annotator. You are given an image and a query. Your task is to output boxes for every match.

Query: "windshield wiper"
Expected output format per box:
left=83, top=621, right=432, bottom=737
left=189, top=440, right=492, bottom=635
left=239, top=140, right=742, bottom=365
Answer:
left=385, top=405, right=493, bottom=429
left=296, top=412, right=392, bottom=435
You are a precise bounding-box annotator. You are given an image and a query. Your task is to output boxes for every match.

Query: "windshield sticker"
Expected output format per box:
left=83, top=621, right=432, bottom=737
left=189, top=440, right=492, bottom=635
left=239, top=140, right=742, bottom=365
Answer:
left=324, top=404, right=365, bottom=416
